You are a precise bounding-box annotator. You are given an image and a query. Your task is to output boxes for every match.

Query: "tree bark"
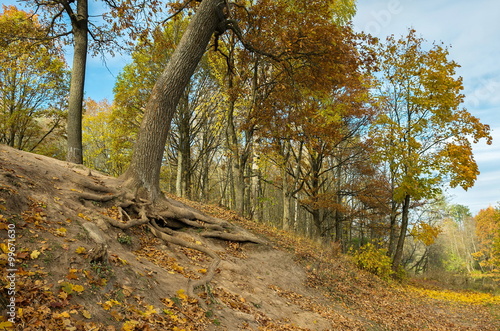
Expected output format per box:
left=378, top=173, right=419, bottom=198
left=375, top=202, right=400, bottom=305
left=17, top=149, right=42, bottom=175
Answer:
left=282, top=171, right=291, bottom=231
left=176, top=92, right=192, bottom=198
left=121, top=0, right=224, bottom=202
left=66, top=0, right=88, bottom=164
left=392, top=194, right=411, bottom=270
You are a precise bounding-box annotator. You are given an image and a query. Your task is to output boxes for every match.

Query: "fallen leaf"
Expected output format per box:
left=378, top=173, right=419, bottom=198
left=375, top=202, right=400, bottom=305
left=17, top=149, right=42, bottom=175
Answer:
left=82, top=310, right=91, bottom=319
left=0, top=243, right=8, bottom=254
left=0, top=321, right=14, bottom=329
left=75, top=247, right=87, bottom=254
left=30, top=250, right=41, bottom=259
left=72, top=285, right=84, bottom=293
left=66, top=272, right=78, bottom=280
left=56, top=227, right=67, bottom=237
left=122, top=320, right=140, bottom=331
left=176, top=289, right=188, bottom=301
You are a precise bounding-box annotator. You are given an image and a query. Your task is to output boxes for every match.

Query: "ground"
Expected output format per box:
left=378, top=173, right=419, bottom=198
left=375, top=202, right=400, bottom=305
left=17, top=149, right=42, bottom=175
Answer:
left=0, top=144, right=498, bottom=330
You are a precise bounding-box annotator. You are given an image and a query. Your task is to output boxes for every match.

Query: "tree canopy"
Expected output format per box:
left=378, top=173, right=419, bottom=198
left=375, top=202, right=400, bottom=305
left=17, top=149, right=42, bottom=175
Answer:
left=0, top=6, right=69, bottom=154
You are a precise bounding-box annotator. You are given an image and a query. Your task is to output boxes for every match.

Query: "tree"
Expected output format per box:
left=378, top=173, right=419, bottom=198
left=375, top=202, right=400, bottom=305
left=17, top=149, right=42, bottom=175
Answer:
left=0, top=6, right=69, bottom=153
left=121, top=0, right=224, bottom=202
left=81, top=98, right=130, bottom=175
left=113, top=16, right=222, bottom=199
left=473, top=206, right=500, bottom=272
left=19, top=0, right=161, bottom=164
left=370, top=29, right=492, bottom=270
left=18, top=0, right=91, bottom=163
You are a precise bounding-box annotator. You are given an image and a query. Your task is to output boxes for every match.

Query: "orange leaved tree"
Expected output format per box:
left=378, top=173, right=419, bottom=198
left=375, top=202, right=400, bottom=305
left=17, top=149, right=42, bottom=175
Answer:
left=370, top=29, right=492, bottom=270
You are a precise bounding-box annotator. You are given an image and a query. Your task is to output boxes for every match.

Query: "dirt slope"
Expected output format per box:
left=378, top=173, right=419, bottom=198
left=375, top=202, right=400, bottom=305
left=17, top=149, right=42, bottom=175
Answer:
left=0, top=144, right=498, bottom=330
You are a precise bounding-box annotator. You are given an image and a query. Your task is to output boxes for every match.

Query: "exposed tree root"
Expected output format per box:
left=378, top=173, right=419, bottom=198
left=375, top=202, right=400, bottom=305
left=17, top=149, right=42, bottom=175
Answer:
left=72, top=178, right=267, bottom=310
left=148, top=221, right=221, bottom=310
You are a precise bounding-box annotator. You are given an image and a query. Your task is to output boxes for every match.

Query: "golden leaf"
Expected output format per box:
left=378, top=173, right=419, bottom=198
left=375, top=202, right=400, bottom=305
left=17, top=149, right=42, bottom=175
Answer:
left=75, top=247, right=87, bottom=254
left=82, top=310, right=91, bottom=319
left=56, top=227, right=67, bottom=237
left=72, top=285, right=84, bottom=293
left=0, top=321, right=14, bottom=329
left=30, top=250, right=41, bottom=259
left=121, top=320, right=140, bottom=331
left=176, top=289, right=188, bottom=301
left=0, top=243, right=8, bottom=254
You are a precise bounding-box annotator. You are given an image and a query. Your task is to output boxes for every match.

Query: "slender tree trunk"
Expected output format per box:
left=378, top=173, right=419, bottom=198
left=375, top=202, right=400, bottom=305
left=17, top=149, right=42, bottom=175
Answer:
left=334, top=161, right=343, bottom=248
left=176, top=93, right=192, bottom=198
left=226, top=98, right=244, bottom=213
left=388, top=201, right=399, bottom=258
left=388, top=174, right=399, bottom=258
left=392, top=194, right=411, bottom=270
left=282, top=172, right=291, bottom=231
left=176, top=151, right=184, bottom=196
left=67, top=0, right=88, bottom=164
left=122, top=0, right=224, bottom=202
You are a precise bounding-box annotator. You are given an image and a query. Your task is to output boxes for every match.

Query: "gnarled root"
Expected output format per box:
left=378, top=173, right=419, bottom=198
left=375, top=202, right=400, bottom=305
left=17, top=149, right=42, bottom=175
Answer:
left=74, top=179, right=266, bottom=310
left=148, top=220, right=221, bottom=310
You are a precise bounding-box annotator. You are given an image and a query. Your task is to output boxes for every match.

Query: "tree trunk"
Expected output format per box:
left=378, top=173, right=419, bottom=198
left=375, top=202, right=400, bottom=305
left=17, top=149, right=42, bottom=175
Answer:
left=388, top=201, right=399, bottom=258
left=334, top=161, right=344, bottom=249
left=392, top=194, right=411, bottom=270
left=176, top=92, right=192, bottom=198
left=66, top=0, right=88, bottom=164
left=282, top=171, right=291, bottom=231
left=122, top=0, right=224, bottom=202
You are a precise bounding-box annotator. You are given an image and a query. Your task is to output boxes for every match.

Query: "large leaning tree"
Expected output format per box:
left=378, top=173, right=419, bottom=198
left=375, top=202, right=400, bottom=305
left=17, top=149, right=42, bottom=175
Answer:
left=73, top=0, right=266, bottom=308
left=121, top=0, right=224, bottom=201
left=72, top=0, right=358, bottom=308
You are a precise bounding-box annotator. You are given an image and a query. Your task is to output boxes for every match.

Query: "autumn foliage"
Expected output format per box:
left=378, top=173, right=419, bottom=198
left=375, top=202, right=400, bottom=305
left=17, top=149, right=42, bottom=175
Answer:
left=0, top=2, right=498, bottom=330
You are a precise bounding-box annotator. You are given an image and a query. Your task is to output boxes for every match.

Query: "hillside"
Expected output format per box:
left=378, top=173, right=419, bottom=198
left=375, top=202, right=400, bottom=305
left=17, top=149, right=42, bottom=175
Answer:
left=0, top=144, right=498, bottom=330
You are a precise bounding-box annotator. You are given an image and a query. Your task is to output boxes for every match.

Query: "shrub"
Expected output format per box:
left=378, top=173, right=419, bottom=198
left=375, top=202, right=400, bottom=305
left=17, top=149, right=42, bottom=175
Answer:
left=351, top=243, right=394, bottom=280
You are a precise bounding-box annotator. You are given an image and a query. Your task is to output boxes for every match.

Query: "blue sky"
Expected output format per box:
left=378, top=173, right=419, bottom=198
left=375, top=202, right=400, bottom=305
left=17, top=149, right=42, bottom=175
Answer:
left=352, top=0, right=500, bottom=214
left=4, top=0, right=499, bottom=214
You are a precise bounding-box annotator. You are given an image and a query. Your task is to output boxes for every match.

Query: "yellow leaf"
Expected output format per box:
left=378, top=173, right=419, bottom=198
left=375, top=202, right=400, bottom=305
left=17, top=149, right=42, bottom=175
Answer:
left=82, top=310, right=91, bottom=319
left=75, top=247, right=87, bottom=254
left=56, top=227, right=67, bottom=236
left=142, top=305, right=157, bottom=317
left=198, top=269, right=207, bottom=274
left=0, top=321, right=14, bottom=329
left=72, top=285, right=84, bottom=293
left=77, top=213, right=91, bottom=221
left=59, top=311, right=71, bottom=318
left=30, top=250, right=41, bottom=259
left=172, top=264, right=184, bottom=273
left=121, top=320, right=140, bottom=331
left=101, top=299, right=120, bottom=310
left=176, top=289, right=188, bottom=301
left=0, top=243, right=8, bottom=254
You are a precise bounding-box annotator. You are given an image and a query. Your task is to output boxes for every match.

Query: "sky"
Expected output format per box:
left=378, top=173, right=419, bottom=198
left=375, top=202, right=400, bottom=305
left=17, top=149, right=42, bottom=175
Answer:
left=351, top=0, right=500, bottom=214
left=3, top=0, right=499, bottom=215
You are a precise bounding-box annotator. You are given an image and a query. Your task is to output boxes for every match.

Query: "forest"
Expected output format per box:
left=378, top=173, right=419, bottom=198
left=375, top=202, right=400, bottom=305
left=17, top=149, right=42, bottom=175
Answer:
left=1, top=0, right=499, bottom=307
